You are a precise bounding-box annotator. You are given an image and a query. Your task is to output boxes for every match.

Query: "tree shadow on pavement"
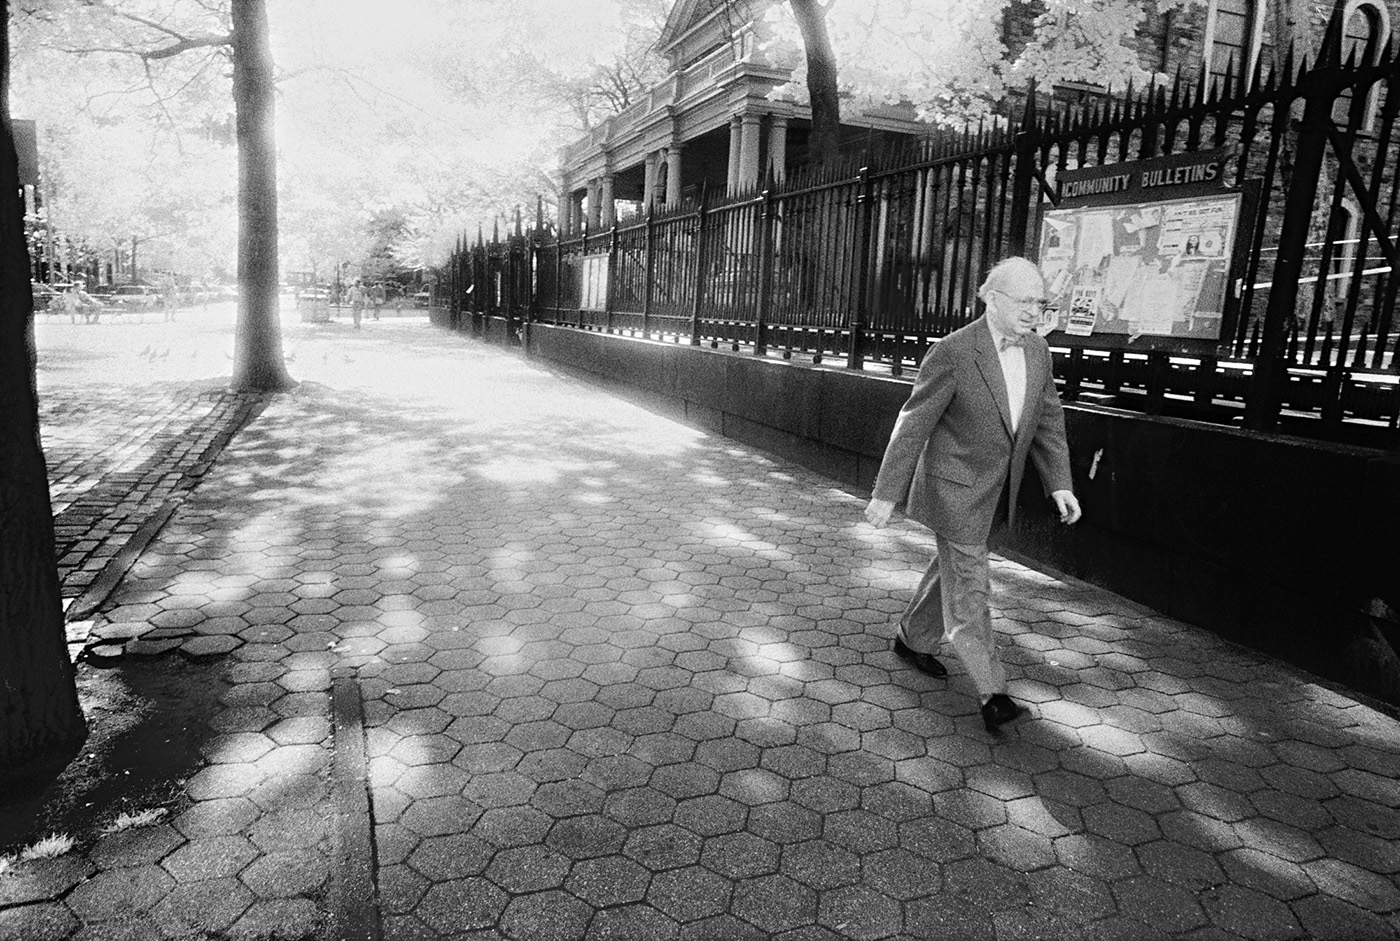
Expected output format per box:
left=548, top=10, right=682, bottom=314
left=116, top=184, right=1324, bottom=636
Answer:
left=25, top=329, right=1399, bottom=940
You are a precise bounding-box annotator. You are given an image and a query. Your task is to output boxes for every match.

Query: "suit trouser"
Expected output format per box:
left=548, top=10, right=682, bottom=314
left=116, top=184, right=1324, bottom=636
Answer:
left=897, top=532, right=1007, bottom=700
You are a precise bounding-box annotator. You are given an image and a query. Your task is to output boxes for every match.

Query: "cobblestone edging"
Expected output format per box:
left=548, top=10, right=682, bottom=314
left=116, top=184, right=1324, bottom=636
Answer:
left=41, top=388, right=268, bottom=618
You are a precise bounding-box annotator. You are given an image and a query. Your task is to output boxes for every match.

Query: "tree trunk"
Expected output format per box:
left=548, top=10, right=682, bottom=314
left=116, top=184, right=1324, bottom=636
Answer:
left=0, top=0, right=88, bottom=792
left=230, top=0, right=293, bottom=391
left=788, top=0, right=841, bottom=169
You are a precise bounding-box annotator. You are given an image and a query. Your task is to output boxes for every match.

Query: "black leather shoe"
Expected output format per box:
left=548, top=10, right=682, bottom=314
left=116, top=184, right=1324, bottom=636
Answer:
left=893, top=636, right=948, bottom=678
left=981, top=694, right=1024, bottom=734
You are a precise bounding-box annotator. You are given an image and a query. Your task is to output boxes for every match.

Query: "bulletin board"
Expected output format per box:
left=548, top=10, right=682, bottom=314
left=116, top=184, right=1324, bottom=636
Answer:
left=1033, top=149, right=1257, bottom=355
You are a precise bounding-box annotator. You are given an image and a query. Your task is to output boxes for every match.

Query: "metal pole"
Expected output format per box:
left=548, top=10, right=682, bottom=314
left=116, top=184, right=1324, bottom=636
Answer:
left=1244, top=82, right=1333, bottom=430
left=690, top=190, right=709, bottom=346
left=642, top=210, right=655, bottom=339
left=605, top=222, right=619, bottom=334
left=1007, top=87, right=1040, bottom=258
left=755, top=183, right=776, bottom=356
left=847, top=166, right=874, bottom=370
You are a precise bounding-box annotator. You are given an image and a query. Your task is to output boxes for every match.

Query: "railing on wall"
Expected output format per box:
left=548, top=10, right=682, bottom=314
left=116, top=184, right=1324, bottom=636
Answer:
left=445, top=13, right=1400, bottom=449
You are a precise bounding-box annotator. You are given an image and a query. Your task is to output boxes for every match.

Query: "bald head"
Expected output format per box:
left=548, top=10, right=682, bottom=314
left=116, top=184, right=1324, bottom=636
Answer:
left=979, top=257, right=1047, bottom=338
left=978, top=257, right=1044, bottom=303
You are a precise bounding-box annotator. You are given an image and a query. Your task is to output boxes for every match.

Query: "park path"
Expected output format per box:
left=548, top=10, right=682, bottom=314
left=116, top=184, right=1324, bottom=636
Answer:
left=1, top=308, right=1397, bottom=940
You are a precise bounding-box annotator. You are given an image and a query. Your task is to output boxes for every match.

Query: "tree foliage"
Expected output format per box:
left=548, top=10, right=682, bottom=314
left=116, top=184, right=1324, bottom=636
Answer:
left=11, top=0, right=292, bottom=391
left=10, top=0, right=1220, bottom=276
left=10, top=0, right=672, bottom=274
left=761, top=0, right=1206, bottom=127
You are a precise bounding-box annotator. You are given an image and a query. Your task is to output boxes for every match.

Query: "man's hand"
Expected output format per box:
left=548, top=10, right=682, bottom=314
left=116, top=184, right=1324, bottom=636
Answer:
left=1051, top=490, right=1081, bottom=525
left=865, top=498, right=896, bottom=528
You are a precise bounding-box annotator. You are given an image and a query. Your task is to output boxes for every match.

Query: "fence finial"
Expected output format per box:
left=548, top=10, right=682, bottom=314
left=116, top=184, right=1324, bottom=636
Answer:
left=1320, top=0, right=1347, bottom=67
left=1019, top=79, right=1038, bottom=132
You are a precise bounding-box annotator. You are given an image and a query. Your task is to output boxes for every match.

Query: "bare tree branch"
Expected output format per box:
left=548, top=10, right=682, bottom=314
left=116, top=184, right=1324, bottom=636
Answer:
left=59, top=1, right=230, bottom=60
left=58, top=35, right=230, bottom=60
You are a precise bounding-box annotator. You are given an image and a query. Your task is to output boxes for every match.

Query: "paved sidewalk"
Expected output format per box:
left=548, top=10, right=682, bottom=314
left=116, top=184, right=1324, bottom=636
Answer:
left=2, top=313, right=1399, bottom=940
left=35, top=310, right=264, bottom=612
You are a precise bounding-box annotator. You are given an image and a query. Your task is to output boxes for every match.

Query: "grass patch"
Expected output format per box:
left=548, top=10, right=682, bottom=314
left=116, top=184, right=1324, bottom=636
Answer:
left=20, top=833, right=76, bottom=860
left=101, top=807, right=168, bottom=835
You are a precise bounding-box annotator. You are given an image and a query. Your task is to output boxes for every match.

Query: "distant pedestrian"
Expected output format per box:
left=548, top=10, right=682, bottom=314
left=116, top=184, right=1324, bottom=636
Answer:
left=162, top=281, right=178, bottom=321
left=59, top=281, right=99, bottom=325
left=369, top=282, right=386, bottom=320
left=348, top=282, right=366, bottom=330
left=865, top=257, right=1081, bottom=734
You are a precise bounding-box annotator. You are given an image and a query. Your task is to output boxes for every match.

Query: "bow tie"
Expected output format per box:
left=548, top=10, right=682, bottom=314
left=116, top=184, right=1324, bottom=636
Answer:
left=997, top=335, right=1025, bottom=352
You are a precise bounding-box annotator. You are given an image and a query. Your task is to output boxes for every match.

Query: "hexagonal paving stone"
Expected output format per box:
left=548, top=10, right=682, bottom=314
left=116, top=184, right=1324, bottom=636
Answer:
left=731, top=874, right=818, bottom=935
left=817, top=884, right=902, bottom=941
left=588, top=903, right=681, bottom=941
left=65, top=864, right=173, bottom=921
left=783, top=839, right=861, bottom=890
left=0, top=902, right=78, bottom=941
left=150, top=877, right=255, bottom=936
left=624, top=824, right=705, bottom=872
left=498, top=889, right=595, bottom=941
left=674, top=794, right=747, bottom=838
left=648, top=865, right=733, bottom=923
left=415, top=877, right=508, bottom=935
left=566, top=855, right=652, bottom=908
left=160, top=834, right=259, bottom=882
left=547, top=814, right=628, bottom=860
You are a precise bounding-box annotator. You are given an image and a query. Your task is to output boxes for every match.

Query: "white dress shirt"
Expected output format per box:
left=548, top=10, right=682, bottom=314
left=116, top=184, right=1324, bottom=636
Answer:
left=987, top=321, right=1027, bottom=435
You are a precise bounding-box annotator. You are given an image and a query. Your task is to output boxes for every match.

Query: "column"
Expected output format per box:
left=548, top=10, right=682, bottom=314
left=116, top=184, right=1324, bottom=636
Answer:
left=726, top=115, right=742, bottom=194
left=643, top=153, right=659, bottom=214
left=666, top=146, right=684, bottom=207
left=587, top=179, right=602, bottom=229
left=600, top=173, right=616, bottom=229
left=738, top=113, right=762, bottom=190
left=559, top=182, right=572, bottom=234
left=767, top=115, right=789, bottom=184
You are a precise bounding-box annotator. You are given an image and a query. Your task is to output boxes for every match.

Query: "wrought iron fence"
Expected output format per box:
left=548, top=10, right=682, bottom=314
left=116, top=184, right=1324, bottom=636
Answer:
left=445, top=12, right=1400, bottom=448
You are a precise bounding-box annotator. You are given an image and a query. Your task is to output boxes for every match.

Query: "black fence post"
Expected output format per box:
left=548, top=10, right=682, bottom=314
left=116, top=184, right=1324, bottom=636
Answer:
left=847, top=165, right=874, bottom=370
left=754, top=182, right=776, bottom=357
left=690, top=191, right=709, bottom=346
left=554, top=229, right=564, bottom=327
left=1244, top=74, right=1333, bottom=431
left=474, top=229, right=485, bottom=337
left=528, top=199, right=543, bottom=332
left=1144, top=352, right=1171, bottom=415
left=642, top=209, right=655, bottom=339
left=605, top=222, right=619, bottom=334
left=1007, top=86, right=1040, bottom=257
left=458, top=238, right=468, bottom=331
left=450, top=238, right=461, bottom=330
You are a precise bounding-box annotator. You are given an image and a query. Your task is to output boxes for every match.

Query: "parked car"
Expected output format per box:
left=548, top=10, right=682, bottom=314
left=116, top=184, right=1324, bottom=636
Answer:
left=296, top=286, right=331, bottom=305
left=107, top=284, right=162, bottom=310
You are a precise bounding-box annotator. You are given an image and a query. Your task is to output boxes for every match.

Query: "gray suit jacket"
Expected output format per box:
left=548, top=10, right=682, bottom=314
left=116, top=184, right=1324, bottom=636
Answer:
left=872, top=316, right=1073, bottom=544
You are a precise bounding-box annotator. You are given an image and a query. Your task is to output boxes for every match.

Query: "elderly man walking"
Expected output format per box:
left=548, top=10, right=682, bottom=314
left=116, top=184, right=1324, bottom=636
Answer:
left=865, top=257, right=1081, bottom=734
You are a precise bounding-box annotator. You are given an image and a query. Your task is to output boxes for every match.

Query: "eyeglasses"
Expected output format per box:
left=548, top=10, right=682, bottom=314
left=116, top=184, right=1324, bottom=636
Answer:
left=994, top=290, right=1051, bottom=313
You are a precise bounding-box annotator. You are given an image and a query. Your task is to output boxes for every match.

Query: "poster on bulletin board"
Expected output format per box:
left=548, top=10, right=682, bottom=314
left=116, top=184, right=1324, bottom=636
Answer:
left=1034, top=147, right=1258, bottom=355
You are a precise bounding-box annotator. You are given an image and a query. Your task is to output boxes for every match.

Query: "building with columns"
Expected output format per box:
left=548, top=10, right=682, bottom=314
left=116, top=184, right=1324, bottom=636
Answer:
left=558, top=0, right=1397, bottom=239
left=557, top=0, right=930, bottom=234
